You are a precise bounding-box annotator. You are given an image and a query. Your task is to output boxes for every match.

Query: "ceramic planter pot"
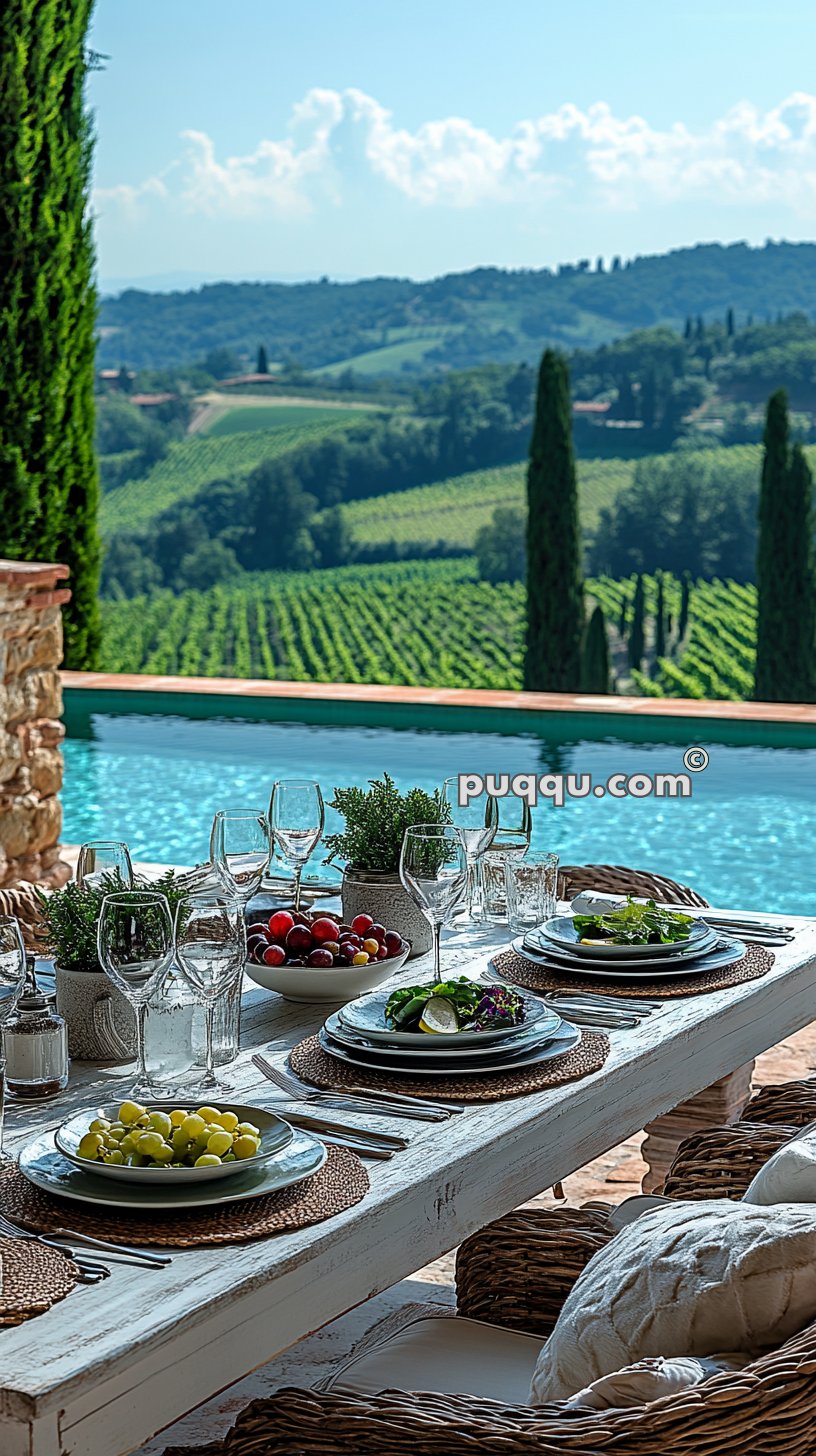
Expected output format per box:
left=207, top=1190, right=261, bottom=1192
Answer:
left=54, top=964, right=137, bottom=1063
left=341, top=867, right=432, bottom=958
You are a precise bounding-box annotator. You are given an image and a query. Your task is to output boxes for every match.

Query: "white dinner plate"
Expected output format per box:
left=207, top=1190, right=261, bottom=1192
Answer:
left=318, top=1021, right=581, bottom=1077
left=511, top=936, right=746, bottom=982
left=324, top=1008, right=563, bottom=1061
left=19, top=1125, right=326, bottom=1212
left=338, top=984, right=553, bottom=1046
left=54, top=1102, right=293, bottom=1185
left=537, top=915, right=713, bottom=959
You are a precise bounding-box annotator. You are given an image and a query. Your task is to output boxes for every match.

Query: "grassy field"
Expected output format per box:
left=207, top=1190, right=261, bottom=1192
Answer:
left=99, top=418, right=358, bottom=535
left=337, top=457, right=636, bottom=548
left=100, top=558, right=756, bottom=700
left=316, top=328, right=450, bottom=377
left=205, top=404, right=369, bottom=436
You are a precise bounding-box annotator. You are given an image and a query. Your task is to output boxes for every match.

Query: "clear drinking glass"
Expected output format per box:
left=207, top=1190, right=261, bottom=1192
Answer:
left=504, top=852, right=560, bottom=933
left=442, top=777, right=498, bottom=923
left=97, top=892, right=174, bottom=1098
left=481, top=796, right=532, bottom=922
left=399, top=825, right=468, bottom=980
left=76, top=840, right=134, bottom=891
left=0, top=917, right=27, bottom=1162
left=174, top=897, right=246, bottom=1093
left=269, top=780, right=324, bottom=911
left=210, top=810, right=271, bottom=906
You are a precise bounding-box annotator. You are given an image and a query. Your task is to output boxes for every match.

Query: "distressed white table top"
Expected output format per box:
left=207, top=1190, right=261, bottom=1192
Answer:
left=2, top=907, right=816, bottom=1456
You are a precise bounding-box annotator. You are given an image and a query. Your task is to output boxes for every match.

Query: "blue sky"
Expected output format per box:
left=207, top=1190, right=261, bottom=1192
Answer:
left=89, top=0, right=816, bottom=290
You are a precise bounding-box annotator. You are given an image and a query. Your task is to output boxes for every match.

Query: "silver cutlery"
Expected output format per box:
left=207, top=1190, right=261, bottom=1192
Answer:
left=283, top=1110, right=408, bottom=1159
left=655, top=904, right=797, bottom=938
left=542, top=998, right=645, bottom=1030
left=252, top=1054, right=460, bottom=1121
left=0, top=1214, right=111, bottom=1280
left=2, top=1213, right=171, bottom=1268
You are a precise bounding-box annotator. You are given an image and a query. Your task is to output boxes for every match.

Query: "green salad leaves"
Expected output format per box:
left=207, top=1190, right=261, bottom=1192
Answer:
left=572, top=898, right=694, bottom=946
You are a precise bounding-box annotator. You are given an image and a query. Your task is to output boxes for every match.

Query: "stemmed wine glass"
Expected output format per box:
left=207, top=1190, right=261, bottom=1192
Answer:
left=174, top=897, right=246, bottom=1093
left=97, top=892, right=174, bottom=1099
left=442, top=777, right=498, bottom=923
left=269, top=780, right=324, bottom=911
left=0, top=917, right=27, bottom=1163
left=210, top=810, right=271, bottom=906
left=399, top=825, right=468, bottom=981
left=76, top=840, right=134, bottom=891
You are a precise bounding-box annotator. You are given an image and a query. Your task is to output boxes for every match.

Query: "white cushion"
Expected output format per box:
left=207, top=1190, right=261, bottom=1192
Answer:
left=325, top=1314, right=542, bottom=1405
left=530, top=1198, right=816, bottom=1404
left=564, top=1355, right=735, bottom=1410
left=743, top=1130, right=816, bottom=1205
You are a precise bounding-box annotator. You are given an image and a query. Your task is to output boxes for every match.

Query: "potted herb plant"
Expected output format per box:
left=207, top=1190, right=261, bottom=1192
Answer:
left=324, top=774, right=451, bottom=957
left=38, top=870, right=186, bottom=1062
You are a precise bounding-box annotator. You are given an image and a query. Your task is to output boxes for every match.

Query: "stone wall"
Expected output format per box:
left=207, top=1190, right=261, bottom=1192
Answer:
left=0, top=560, right=72, bottom=888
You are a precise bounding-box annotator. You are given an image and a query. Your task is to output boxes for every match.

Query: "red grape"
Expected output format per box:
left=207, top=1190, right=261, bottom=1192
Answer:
left=262, top=944, right=286, bottom=967
left=384, top=930, right=403, bottom=955
left=351, top=913, right=374, bottom=936
left=311, top=917, right=340, bottom=944
left=307, top=948, right=334, bottom=968
left=369, top=923, right=386, bottom=944
left=286, top=924, right=314, bottom=954
left=268, top=911, right=295, bottom=941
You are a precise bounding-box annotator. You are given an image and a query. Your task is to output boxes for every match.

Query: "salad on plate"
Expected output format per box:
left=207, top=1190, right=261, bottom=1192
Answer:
left=572, top=898, right=694, bottom=947
left=384, top=977, right=526, bottom=1036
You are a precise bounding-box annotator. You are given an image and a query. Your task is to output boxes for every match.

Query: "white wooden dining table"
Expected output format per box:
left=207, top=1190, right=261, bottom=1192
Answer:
left=2, top=908, right=815, bottom=1456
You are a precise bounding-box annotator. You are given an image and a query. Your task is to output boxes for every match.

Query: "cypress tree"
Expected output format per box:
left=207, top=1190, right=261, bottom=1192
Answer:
left=654, top=571, right=666, bottom=660
left=683, top=316, right=693, bottom=341
left=581, top=605, right=610, bottom=693
left=628, top=574, right=645, bottom=670
left=524, top=350, right=584, bottom=690
left=678, top=570, right=692, bottom=640
left=755, top=390, right=816, bottom=701
left=256, top=344, right=269, bottom=374
left=619, top=594, right=628, bottom=637
left=0, top=1, right=100, bottom=666
left=726, top=307, right=735, bottom=337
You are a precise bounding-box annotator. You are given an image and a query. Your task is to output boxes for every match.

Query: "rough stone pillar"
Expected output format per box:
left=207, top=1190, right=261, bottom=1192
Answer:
left=0, top=560, right=72, bottom=888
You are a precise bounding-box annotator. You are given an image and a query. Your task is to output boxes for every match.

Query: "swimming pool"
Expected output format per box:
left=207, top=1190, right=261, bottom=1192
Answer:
left=61, top=697, right=816, bottom=915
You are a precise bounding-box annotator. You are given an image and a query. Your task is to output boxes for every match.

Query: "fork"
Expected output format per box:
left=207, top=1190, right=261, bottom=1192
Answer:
left=252, top=1054, right=458, bottom=1121
left=0, top=1211, right=171, bottom=1268
left=0, top=1214, right=110, bottom=1281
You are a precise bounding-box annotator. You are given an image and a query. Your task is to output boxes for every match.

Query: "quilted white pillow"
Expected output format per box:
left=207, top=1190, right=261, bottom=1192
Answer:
left=743, top=1131, right=816, bottom=1205
left=563, top=1354, right=744, bottom=1410
left=530, top=1199, right=816, bottom=1404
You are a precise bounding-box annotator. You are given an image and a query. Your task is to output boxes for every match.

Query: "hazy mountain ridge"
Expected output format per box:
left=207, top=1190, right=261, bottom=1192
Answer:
left=97, top=240, right=816, bottom=374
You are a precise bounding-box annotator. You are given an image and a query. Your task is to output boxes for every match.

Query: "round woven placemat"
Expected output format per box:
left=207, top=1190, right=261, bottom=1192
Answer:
left=289, top=1030, right=608, bottom=1103
left=492, top=942, right=774, bottom=999
left=0, top=1234, right=79, bottom=1326
left=0, top=1146, right=368, bottom=1249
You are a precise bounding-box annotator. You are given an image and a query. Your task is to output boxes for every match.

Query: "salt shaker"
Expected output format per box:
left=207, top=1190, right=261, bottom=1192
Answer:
left=4, top=984, right=69, bottom=1099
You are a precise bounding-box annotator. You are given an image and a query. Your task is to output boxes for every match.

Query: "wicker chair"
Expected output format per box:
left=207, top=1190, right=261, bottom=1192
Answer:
left=740, top=1078, right=816, bottom=1129
left=556, top=863, right=709, bottom=908
left=0, top=883, right=50, bottom=953
left=170, top=1120, right=816, bottom=1456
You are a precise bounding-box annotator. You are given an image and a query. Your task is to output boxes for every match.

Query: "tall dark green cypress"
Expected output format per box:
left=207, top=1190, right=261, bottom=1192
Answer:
left=755, top=389, right=816, bottom=701
left=581, top=604, right=610, bottom=693
left=678, top=570, right=692, bottom=640
left=523, top=350, right=584, bottom=690
left=628, top=574, right=645, bottom=670
left=256, top=344, right=269, bottom=374
left=0, top=1, right=100, bottom=666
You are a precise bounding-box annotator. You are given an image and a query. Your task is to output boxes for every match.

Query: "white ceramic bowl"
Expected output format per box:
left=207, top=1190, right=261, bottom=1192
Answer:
left=54, top=1101, right=293, bottom=1184
left=244, top=942, right=411, bottom=1003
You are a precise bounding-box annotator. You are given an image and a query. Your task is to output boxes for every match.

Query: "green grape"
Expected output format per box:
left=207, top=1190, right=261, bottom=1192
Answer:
left=180, top=1114, right=206, bottom=1141
left=78, top=1132, right=103, bottom=1160
left=136, top=1131, right=166, bottom=1159
left=89, top=1117, right=111, bottom=1133
left=149, top=1111, right=173, bottom=1139
left=233, top=1135, right=260, bottom=1160
left=235, top=1122, right=260, bottom=1138
left=169, top=1108, right=187, bottom=1127
left=118, top=1101, right=146, bottom=1126
left=207, top=1130, right=232, bottom=1157
left=172, top=1127, right=191, bottom=1154
left=108, top=1123, right=126, bottom=1141
left=197, top=1105, right=221, bottom=1123
left=120, top=1133, right=138, bottom=1156
left=194, top=1153, right=222, bottom=1167
left=213, top=1111, right=239, bottom=1132
left=105, top=1150, right=125, bottom=1165
left=129, top=1151, right=146, bottom=1166
left=152, top=1144, right=174, bottom=1164
left=222, top=1152, right=236, bottom=1162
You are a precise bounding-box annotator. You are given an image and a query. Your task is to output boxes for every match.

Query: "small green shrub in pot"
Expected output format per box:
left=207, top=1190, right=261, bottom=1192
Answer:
left=38, top=871, right=187, bottom=1061
left=325, top=775, right=451, bottom=958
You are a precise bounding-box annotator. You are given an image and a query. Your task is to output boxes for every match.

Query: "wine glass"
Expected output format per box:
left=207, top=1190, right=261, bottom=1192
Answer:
left=481, top=795, right=532, bottom=923
left=97, top=892, right=174, bottom=1099
left=399, top=825, right=468, bottom=981
left=76, top=840, right=134, bottom=891
left=442, top=777, right=498, bottom=923
left=210, top=810, right=271, bottom=906
left=0, top=917, right=27, bottom=1163
left=174, top=897, right=246, bottom=1092
left=269, top=780, right=324, bottom=911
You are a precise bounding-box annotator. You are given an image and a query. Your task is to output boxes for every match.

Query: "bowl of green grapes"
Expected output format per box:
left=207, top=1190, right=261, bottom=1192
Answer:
left=54, top=1101, right=293, bottom=1184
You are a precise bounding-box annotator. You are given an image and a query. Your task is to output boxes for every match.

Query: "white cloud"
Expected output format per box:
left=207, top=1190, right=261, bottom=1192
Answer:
left=95, top=89, right=816, bottom=221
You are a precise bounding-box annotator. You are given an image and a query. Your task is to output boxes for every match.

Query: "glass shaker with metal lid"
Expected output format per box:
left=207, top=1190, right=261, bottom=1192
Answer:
left=4, top=964, right=69, bottom=1099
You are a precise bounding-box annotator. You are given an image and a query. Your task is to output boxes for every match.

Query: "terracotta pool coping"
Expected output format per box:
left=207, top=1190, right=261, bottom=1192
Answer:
left=60, top=672, right=816, bottom=725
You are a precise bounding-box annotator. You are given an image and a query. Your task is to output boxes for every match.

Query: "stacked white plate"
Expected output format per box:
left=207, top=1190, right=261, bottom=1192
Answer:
left=518, top=915, right=745, bottom=982
left=319, top=986, right=581, bottom=1078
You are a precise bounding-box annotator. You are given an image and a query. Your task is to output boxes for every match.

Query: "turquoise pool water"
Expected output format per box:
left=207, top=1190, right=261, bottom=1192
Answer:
left=61, top=702, right=816, bottom=915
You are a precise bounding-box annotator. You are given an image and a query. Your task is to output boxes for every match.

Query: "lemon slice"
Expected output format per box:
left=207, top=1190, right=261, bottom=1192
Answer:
left=579, top=937, right=613, bottom=946
left=418, top=996, right=459, bottom=1035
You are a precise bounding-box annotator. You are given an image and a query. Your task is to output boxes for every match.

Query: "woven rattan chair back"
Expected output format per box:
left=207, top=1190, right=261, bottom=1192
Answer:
left=556, top=863, right=708, bottom=908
